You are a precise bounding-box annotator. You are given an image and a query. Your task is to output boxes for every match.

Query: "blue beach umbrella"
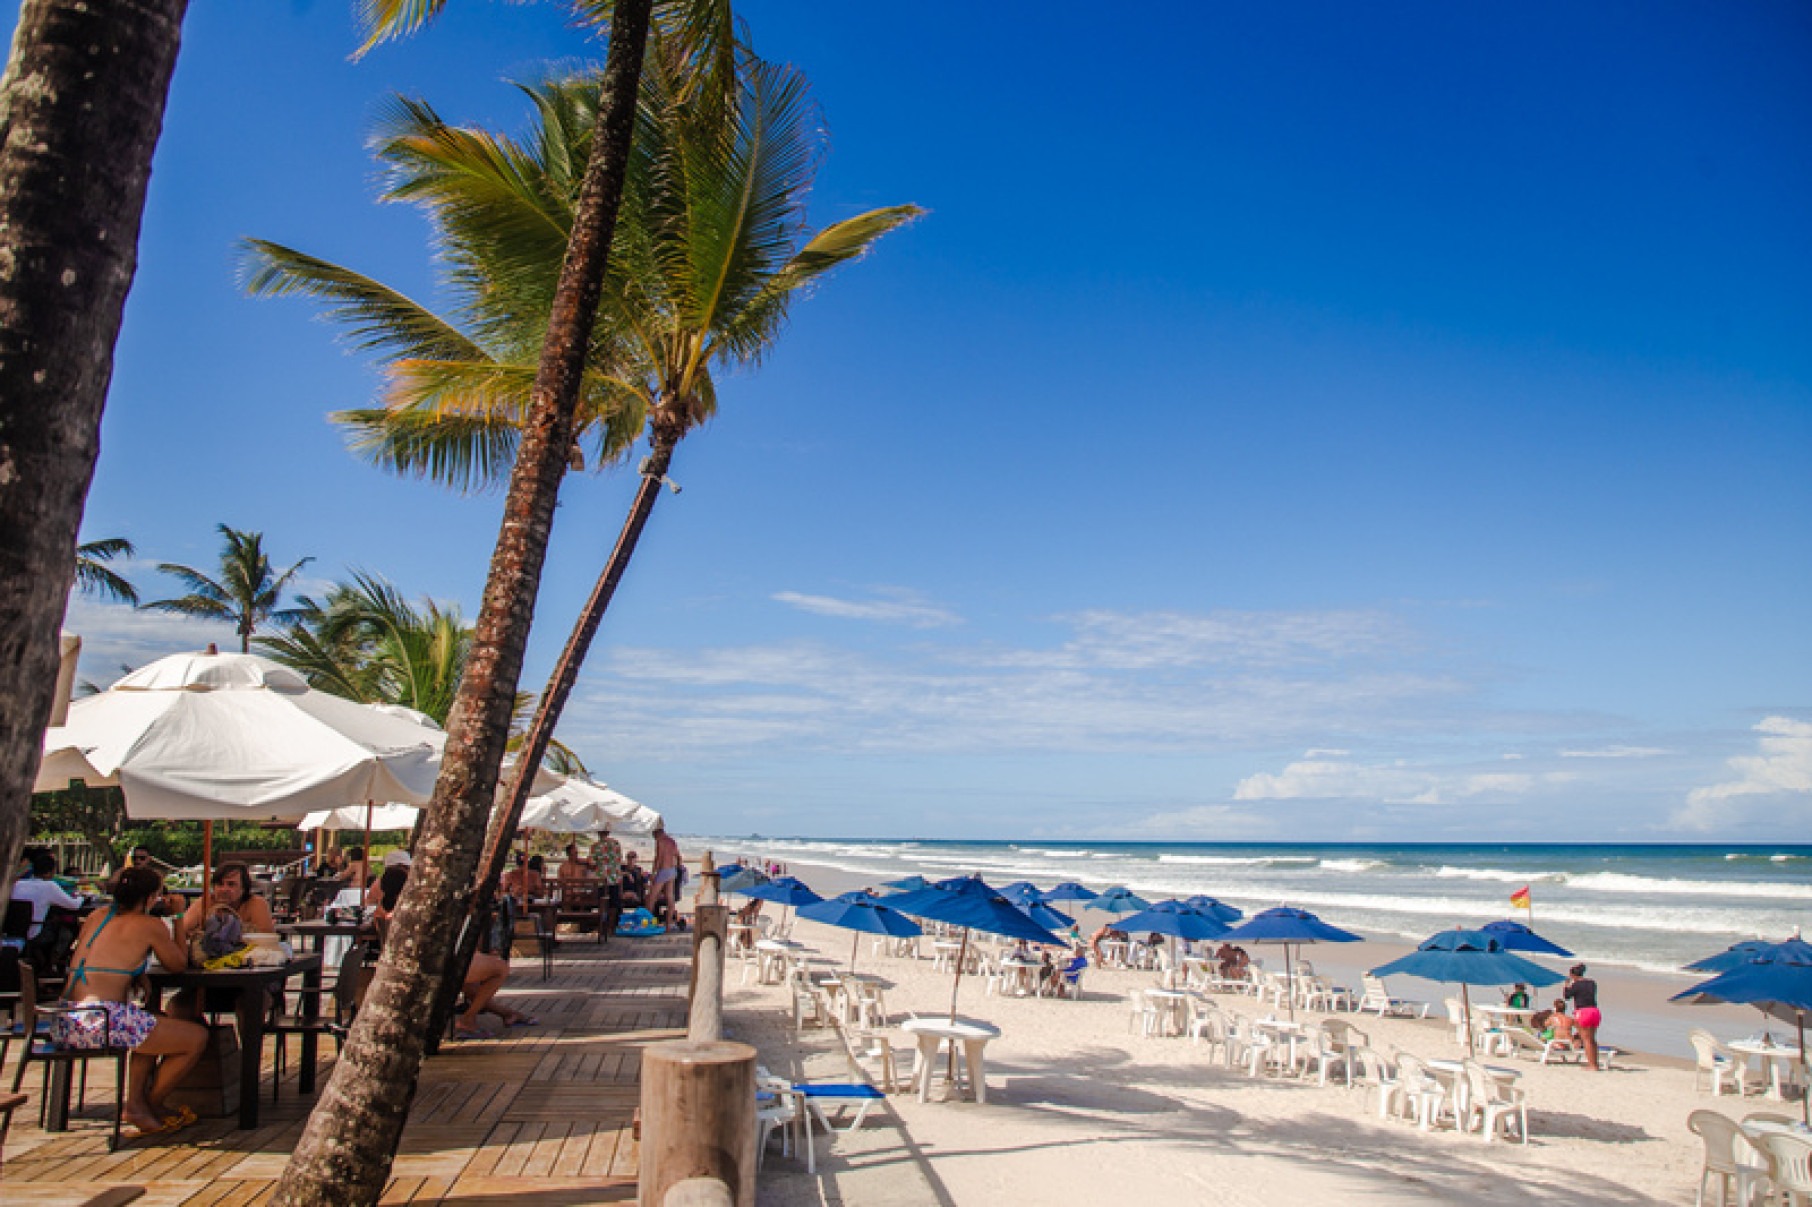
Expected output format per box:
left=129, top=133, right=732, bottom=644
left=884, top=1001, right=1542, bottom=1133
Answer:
left=798, top=894, right=922, bottom=971
left=1481, top=919, right=1574, bottom=958
left=718, top=864, right=769, bottom=895
left=1180, top=895, right=1245, bottom=923
left=1091, top=886, right=1150, bottom=916
left=1115, top=903, right=1232, bottom=943
left=1671, top=939, right=1812, bottom=1124
left=1685, top=939, right=1773, bottom=975
left=880, top=874, right=932, bottom=893
left=1020, top=900, right=1075, bottom=932
left=1372, top=929, right=1564, bottom=1042
left=1218, top=906, right=1364, bottom=1019
left=997, top=883, right=1042, bottom=906
left=888, top=876, right=1063, bottom=1017
left=742, top=875, right=824, bottom=930
left=1042, top=881, right=1099, bottom=904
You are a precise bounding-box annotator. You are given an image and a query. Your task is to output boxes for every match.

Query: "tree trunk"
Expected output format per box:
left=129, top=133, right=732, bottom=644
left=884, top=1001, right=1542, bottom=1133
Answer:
left=0, top=0, right=189, bottom=905
left=426, top=422, right=682, bottom=1042
left=270, top=3, right=655, bottom=1203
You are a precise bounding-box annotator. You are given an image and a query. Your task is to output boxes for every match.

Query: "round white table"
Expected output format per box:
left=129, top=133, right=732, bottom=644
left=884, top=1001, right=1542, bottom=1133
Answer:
left=901, top=1017, right=1002, bottom=1103
left=1729, top=1039, right=1804, bottom=1101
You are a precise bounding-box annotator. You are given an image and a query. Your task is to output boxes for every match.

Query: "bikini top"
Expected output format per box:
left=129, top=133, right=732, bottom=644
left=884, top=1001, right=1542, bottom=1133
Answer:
left=68, top=906, right=152, bottom=986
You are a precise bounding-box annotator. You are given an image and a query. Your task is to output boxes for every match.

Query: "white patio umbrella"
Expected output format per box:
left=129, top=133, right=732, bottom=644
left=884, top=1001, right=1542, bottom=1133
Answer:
left=38, top=650, right=444, bottom=815
left=295, top=804, right=422, bottom=832
left=37, top=650, right=446, bottom=908
left=520, top=774, right=663, bottom=835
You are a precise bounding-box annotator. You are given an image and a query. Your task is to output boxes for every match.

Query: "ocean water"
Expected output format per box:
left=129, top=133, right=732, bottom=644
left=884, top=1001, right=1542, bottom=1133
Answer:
left=692, top=837, right=1811, bottom=976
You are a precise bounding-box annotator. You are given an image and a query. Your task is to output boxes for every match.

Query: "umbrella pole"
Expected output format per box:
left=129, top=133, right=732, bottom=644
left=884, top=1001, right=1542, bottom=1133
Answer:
left=1284, top=943, right=1295, bottom=1021
left=361, top=800, right=375, bottom=888
left=1461, top=983, right=1473, bottom=1051
left=201, top=820, right=213, bottom=915
left=1800, top=1010, right=1808, bottom=1129
left=949, top=928, right=970, bottom=1022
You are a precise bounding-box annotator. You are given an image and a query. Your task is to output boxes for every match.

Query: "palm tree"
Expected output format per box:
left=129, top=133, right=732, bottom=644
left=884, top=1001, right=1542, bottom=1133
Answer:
left=270, top=4, right=670, bottom=1201
left=258, top=572, right=471, bottom=723
left=250, top=55, right=919, bottom=906
left=0, top=0, right=188, bottom=910
left=73, top=538, right=140, bottom=605
left=140, top=525, right=312, bottom=653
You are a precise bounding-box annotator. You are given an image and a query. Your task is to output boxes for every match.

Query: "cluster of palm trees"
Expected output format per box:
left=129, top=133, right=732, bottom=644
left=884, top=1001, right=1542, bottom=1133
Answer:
left=24, top=4, right=916, bottom=1200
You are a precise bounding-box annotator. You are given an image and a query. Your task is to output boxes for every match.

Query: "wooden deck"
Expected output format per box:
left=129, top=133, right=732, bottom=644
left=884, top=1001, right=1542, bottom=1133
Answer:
left=1, top=932, right=692, bottom=1205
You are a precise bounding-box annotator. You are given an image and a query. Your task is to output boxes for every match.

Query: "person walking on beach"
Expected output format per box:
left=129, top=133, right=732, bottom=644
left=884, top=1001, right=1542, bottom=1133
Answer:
left=650, top=824, right=682, bottom=920
left=1564, top=963, right=1603, bottom=1070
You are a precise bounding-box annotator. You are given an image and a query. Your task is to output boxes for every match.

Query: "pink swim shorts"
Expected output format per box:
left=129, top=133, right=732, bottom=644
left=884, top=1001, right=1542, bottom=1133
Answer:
left=1575, top=1006, right=1602, bottom=1028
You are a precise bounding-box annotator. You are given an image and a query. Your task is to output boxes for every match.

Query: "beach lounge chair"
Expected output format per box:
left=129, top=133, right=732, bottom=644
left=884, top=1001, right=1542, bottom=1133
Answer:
left=1359, top=974, right=1429, bottom=1019
left=792, top=1082, right=886, bottom=1137
left=1690, top=1029, right=1754, bottom=1096
left=1687, top=1110, right=1770, bottom=1207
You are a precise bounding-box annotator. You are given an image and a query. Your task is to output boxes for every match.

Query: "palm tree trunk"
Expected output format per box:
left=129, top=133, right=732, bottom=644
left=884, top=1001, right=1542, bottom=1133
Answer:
left=426, top=425, right=681, bottom=1042
left=270, top=4, right=655, bottom=1203
left=0, top=0, right=188, bottom=904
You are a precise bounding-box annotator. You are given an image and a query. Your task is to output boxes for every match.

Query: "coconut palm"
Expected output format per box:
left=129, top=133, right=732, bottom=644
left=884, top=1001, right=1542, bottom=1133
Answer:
left=140, top=525, right=312, bottom=653
left=272, top=5, right=669, bottom=1196
left=0, top=0, right=187, bottom=910
left=73, top=538, right=140, bottom=605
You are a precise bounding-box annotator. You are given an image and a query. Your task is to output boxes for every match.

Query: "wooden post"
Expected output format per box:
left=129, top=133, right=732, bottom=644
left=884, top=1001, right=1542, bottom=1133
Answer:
left=639, top=1040, right=756, bottom=1207
left=689, top=851, right=728, bottom=1043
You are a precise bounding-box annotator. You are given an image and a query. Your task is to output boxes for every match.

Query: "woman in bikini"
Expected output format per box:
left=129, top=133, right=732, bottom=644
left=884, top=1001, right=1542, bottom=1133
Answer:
left=61, top=866, right=210, bottom=1136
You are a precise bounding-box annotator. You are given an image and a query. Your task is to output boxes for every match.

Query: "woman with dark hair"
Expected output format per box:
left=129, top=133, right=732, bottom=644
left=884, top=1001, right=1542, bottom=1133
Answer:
left=61, top=867, right=209, bottom=1135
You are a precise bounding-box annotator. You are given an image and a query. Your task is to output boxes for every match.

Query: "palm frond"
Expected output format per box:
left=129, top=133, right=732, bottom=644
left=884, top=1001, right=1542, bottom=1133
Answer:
left=713, top=204, right=923, bottom=362
left=335, top=406, right=529, bottom=494
left=352, top=0, right=447, bottom=58
left=241, top=240, right=489, bottom=367
left=74, top=538, right=139, bottom=605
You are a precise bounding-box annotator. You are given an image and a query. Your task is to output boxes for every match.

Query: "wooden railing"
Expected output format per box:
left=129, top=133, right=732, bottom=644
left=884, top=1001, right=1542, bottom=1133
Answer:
left=639, top=852, right=754, bottom=1206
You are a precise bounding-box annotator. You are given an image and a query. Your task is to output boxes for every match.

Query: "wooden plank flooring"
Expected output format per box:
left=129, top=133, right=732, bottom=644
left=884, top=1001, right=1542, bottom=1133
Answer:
left=1, top=933, right=691, bottom=1204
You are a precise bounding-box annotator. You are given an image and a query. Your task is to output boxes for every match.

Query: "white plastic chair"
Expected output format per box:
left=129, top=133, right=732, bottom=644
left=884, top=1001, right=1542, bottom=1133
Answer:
left=1755, top=1129, right=1812, bottom=1207
left=1690, top=1029, right=1753, bottom=1097
left=1687, top=1110, right=1769, bottom=1207
left=1462, top=1059, right=1527, bottom=1143
left=1393, top=1053, right=1451, bottom=1131
left=1353, top=1046, right=1400, bottom=1118
left=1359, top=974, right=1427, bottom=1018
left=1127, top=989, right=1162, bottom=1037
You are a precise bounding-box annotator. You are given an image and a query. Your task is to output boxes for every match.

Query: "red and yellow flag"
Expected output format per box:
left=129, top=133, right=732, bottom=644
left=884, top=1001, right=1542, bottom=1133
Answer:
left=1509, top=885, right=1532, bottom=911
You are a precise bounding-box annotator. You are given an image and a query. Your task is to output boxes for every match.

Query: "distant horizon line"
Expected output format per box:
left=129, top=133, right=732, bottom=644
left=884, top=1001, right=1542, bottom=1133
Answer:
left=683, top=835, right=1812, bottom=851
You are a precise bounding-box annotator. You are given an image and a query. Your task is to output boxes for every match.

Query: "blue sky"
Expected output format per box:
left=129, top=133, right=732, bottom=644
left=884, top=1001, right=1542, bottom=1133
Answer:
left=27, top=1, right=1812, bottom=841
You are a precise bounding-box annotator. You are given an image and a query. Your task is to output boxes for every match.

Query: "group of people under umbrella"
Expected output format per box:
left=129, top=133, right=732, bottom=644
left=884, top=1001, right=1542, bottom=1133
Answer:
left=717, top=863, right=1810, bottom=1123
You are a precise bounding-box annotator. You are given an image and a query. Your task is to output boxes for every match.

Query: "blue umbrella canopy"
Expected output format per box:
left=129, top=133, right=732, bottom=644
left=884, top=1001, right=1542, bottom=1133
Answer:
left=742, top=876, right=823, bottom=908
left=718, top=865, right=769, bottom=894
left=1684, top=937, right=1811, bottom=975
left=799, top=894, right=921, bottom=971
left=1219, top=906, right=1362, bottom=946
left=1370, top=929, right=1565, bottom=988
left=1042, top=881, right=1099, bottom=903
left=887, top=877, right=1062, bottom=946
left=1672, top=940, right=1812, bottom=1124
left=1019, top=900, right=1075, bottom=931
left=1091, top=886, right=1151, bottom=915
left=1481, top=919, right=1574, bottom=958
left=999, top=883, right=1043, bottom=907
left=887, top=876, right=1063, bottom=1018
left=1180, top=895, right=1244, bottom=923
left=1114, top=903, right=1231, bottom=942
left=880, top=874, right=932, bottom=893
left=799, top=896, right=923, bottom=937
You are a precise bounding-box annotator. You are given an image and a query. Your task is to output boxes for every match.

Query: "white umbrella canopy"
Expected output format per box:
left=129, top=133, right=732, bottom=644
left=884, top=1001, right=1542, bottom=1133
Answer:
left=520, top=774, right=662, bottom=835
left=35, top=650, right=444, bottom=820
left=296, top=804, right=422, bottom=832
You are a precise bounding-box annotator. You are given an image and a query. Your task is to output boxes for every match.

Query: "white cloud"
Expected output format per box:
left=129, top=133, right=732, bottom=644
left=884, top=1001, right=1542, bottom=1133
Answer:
left=1673, top=717, right=1812, bottom=830
left=772, top=589, right=960, bottom=629
left=1118, top=804, right=1275, bottom=840
left=62, top=597, right=235, bottom=687
left=976, top=608, right=1411, bottom=671
left=1561, top=745, right=1668, bottom=759
left=1233, top=752, right=1575, bottom=806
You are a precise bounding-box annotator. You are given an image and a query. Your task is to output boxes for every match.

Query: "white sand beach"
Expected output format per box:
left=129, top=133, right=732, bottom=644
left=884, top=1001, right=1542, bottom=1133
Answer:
left=699, top=852, right=1796, bottom=1206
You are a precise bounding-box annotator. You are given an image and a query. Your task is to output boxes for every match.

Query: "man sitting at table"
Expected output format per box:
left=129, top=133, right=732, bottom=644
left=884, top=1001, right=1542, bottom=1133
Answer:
left=501, top=851, right=545, bottom=900
left=560, top=843, right=596, bottom=882
left=620, top=852, right=648, bottom=910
